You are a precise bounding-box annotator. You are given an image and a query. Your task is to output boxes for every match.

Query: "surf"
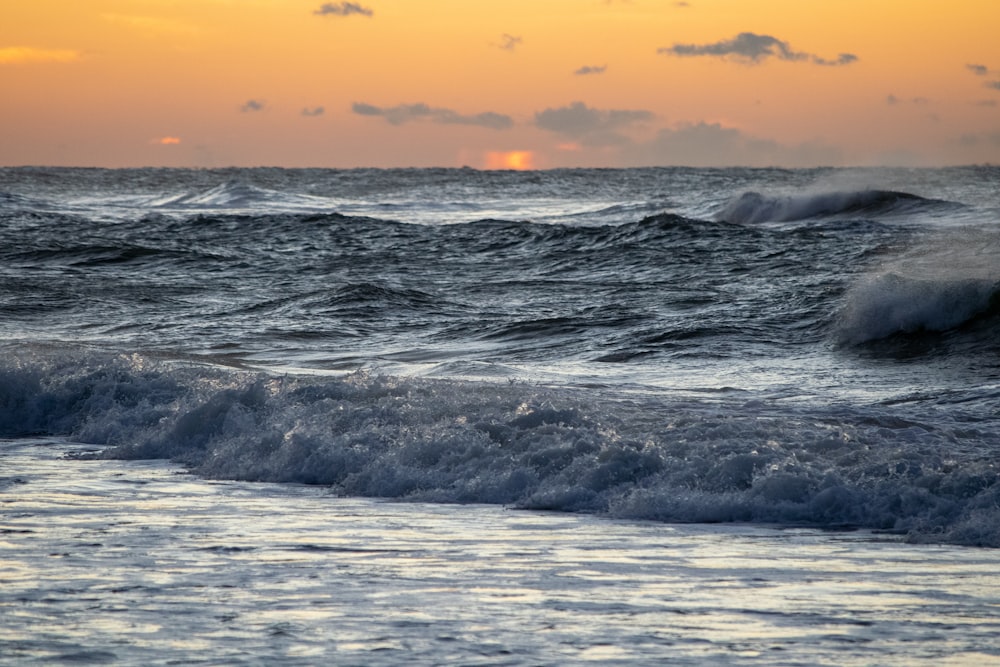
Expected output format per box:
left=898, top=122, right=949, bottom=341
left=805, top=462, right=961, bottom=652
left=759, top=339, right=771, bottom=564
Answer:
left=718, top=189, right=942, bottom=224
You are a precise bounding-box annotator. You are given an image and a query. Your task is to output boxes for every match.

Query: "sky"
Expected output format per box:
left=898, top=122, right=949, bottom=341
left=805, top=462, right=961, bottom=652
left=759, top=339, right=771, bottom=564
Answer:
left=2, top=0, right=999, bottom=169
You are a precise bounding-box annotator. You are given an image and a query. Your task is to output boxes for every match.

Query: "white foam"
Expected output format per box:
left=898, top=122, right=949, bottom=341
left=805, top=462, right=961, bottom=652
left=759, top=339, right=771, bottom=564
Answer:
left=837, top=228, right=1000, bottom=343
left=2, top=348, right=999, bottom=546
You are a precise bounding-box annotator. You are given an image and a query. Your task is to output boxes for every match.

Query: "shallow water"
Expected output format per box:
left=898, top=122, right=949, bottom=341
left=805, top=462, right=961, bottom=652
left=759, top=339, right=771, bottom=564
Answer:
left=3, top=439, right=999, bottom=666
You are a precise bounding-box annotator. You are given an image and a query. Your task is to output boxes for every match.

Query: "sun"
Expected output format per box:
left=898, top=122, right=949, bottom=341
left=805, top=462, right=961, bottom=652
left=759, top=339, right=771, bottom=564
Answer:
left=484, top=150, right=536, bottom=170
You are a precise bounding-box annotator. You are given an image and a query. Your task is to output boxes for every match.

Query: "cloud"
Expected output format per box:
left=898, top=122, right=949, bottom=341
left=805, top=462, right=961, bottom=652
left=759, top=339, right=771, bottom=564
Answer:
left=660, top=32, right=857, bottom=66
left=352, top=102, right=513, bottom=129
left=0, top=46, right=80, bottom=65
left=987, top=80, right=1000, bottom=91
left=959, top=131, right=1000, bottom=147
left=241, top=99, right=265, bottom=112
left=494, top=34, right=522, bottom=51
left=302, top=106, right=325, bottom=117
left=574, top=65, right=607, bottom=76
left=974, top=99, right=997, bottom=107
left=662, top=32, right=805, bottom=62
left=812, top=53, right=858, bottom=67
left=151, top=136, right=181, bottom=145
left=534, top=101, right=654, bottom=146
left=624, top=121, right=842, bottom=167
left=313, top=2, right=373, bottom=17
left=967, top=63, right=989, bottom=76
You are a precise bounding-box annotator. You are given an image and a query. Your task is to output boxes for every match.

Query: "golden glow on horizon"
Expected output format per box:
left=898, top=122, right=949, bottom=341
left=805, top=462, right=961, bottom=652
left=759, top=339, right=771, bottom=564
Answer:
left=485, top=151, right=535, bottom=171
left=1, top=0, right=998, bottom=167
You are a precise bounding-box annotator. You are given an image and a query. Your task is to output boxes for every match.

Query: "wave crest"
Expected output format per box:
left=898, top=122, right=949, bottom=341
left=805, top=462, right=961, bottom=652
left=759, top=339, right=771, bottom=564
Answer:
left=3, top=348, right=1000, bottom=547
left=719, top=189, right=932, bottom=224
left=836, top=229, right=1000, bottom=344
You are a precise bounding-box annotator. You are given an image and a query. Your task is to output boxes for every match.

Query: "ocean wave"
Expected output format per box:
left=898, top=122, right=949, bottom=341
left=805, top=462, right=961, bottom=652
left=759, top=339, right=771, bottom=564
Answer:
left=0, top=191, right=51, bottom=210
left=718, top=189, right=939, bottom=224
left=145, top=181, right=334, bottom=212
left=2, top=348, right=999, bottom=547
left=836, top=228, right=1000, bottom=344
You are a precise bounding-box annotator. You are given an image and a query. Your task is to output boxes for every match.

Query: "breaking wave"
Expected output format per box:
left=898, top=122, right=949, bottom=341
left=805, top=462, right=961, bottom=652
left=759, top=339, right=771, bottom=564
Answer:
left=2, top=348, right=999, bottom=548
left=719, top=189, right=937, bottom=224
left=837, top=228, right=1000, bottom=344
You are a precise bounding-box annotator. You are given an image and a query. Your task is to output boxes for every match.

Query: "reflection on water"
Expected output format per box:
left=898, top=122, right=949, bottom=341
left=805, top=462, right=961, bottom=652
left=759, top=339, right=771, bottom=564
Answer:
left=2, top=439, right=1000, bottom=666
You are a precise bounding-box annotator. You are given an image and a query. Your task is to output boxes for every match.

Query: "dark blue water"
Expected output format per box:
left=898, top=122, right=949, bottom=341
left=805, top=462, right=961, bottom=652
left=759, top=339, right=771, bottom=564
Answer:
left=1, top=165, right=999, bottom=546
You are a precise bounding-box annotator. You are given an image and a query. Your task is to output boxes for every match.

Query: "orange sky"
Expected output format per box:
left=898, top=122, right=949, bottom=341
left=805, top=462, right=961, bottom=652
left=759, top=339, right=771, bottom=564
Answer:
left=1, top=0, right=998, bottom=168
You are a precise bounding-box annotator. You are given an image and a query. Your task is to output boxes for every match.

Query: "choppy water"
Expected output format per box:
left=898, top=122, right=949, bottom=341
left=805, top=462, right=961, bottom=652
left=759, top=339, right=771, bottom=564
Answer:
left=1, top=165, right=999, bottom=547
left=3, top=439, right=999, bottom=666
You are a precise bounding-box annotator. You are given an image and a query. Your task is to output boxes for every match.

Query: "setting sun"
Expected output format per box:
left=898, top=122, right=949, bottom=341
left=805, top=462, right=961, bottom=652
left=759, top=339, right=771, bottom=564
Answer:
left=485, top=150, right=535, bottom=170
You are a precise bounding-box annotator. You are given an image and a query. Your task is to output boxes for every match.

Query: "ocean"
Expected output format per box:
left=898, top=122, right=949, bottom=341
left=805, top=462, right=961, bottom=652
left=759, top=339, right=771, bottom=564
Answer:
left=1, top=165, right=999, bottom=664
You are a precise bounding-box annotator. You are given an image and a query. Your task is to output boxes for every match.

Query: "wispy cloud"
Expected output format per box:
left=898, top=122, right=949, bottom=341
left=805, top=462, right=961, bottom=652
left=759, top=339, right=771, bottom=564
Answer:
left=625, top=121, right=842, bottom=168
left=813, top=53, right=858, bottom=67
left=494, top=34, right=522, bottom=51
left=959, top=131, right=1000, bottom=147
left=301, top=106, right=325, bottom=117
left=241, top=99, right=266, bottom=113
left=0, top=46, right=80, bottom=65
left=574, top=65, right=606, bottom=76
left=534, top=101, right=654, bottom=146
left=314, top=2, right=373, bottom=17
left=352, top=102, right=513, bottom=129
left=150, top=136, right=182, bottom=145
left=964, top=63, right=1000, bottom=91
left=660, top=32, right=857, bottom=66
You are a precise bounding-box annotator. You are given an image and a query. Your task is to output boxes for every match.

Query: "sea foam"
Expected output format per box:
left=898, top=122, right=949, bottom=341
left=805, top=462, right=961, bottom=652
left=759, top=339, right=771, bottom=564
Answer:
left=837, top=228, right=1000, bottom=344
left=3, top=348, right=999, bottom=547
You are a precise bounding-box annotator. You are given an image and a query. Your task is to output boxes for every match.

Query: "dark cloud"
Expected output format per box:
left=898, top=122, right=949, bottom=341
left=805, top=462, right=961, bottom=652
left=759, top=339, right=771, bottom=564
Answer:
left=534, top=101, right=654, bottom=146
left=495, top=34, right=522, bottom=51
left=352, top=102, right=513, bottom=129
left=241, top=99, right=265, bottom=112
left=662, top=32, right=805, bottom=62
left=625, top=121, right=842, bottom=167
left=967, top=63, right=989, bottom=76
left=302, top=106, right=325, bottom=117
left=574, top=65, right=606, bottom=76
left=974, top=99, right=997, bottom=107
left=987, top=80, right=1000, bottom=91
left=660, top=32, right=857, bottom=66
left=313, top=2, right=373, bottom=17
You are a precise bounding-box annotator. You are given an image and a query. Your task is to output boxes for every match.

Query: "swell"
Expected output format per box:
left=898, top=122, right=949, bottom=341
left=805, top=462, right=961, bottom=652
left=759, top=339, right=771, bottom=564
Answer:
left=3, top=348, right=999, bottom=547
left=0, top=208, right=885, bottom=367
left=836, top=227, right=1000, bottom=347
left=718, top=189, right=949, bottom=224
